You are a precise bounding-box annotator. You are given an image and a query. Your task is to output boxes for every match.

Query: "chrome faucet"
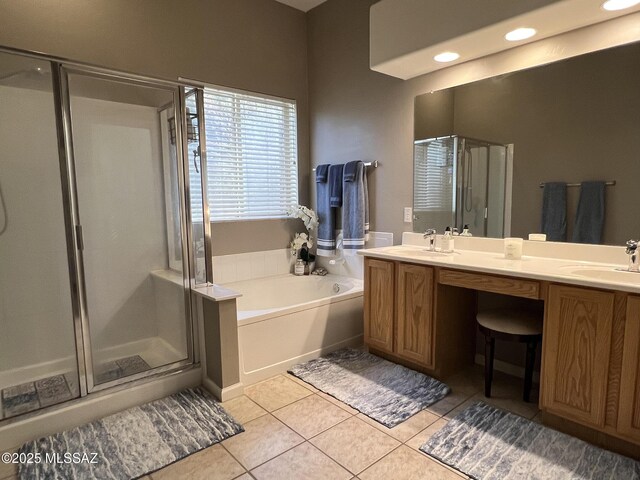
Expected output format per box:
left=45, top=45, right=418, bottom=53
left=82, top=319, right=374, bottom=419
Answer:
left=424, top=228, right=437, bottom=251
left=626, top=239, right=639, bottom=272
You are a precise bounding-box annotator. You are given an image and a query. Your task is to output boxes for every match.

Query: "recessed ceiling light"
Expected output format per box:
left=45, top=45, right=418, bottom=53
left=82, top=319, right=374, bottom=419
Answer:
left=434, top=52, right=460, bottom=63
left=602, top=0, right=640, bottom=10
left=505, top=27, right=537, bottom=42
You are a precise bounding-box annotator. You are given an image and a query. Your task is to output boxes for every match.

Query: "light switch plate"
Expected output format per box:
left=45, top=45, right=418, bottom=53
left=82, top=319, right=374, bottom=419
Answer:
left=403, top=207, right=412, bottom=223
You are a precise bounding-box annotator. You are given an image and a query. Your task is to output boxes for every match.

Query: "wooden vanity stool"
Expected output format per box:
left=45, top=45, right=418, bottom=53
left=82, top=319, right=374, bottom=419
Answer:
left=477, top=308, right=543, bottom=403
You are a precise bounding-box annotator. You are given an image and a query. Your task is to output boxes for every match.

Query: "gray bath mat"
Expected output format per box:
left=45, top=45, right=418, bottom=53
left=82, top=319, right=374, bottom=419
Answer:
left=288, top=348, right=450, bottom=428
left=420, top=402, right=640, bottom=479
left=18, top=388, right=243, bottom=480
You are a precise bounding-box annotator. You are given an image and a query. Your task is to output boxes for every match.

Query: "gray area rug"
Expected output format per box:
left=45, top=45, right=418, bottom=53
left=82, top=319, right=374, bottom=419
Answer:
left=421, top=402, right=640, bottom=479
left=288, top=348, right=450, bottom=428
left=19, top=388, right=243, bottom=480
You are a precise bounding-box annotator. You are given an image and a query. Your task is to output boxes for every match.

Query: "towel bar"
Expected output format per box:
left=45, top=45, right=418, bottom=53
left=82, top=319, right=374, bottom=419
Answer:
left=538, top=180, right=616, bottom=188
left=312, top=161, right=378, bottom=172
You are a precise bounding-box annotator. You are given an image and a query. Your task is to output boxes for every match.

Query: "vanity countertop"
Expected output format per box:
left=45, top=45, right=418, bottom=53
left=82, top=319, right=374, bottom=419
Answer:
left=358, top=243, right=640, bottom=294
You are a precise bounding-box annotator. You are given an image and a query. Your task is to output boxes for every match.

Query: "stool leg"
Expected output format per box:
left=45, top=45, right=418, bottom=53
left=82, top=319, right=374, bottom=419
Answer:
left=484, top=335, right=495, bottom=398
left=524, top=341, right=537, bottom=402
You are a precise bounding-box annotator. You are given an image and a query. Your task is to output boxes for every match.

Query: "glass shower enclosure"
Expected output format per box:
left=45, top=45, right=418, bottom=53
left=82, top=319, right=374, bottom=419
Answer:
left=0, top=49, right=210, bottom=420
left=413, top=135, right=511, bottom=237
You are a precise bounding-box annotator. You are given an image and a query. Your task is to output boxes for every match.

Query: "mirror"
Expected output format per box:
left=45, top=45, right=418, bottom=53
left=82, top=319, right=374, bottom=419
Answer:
left=413, top=41, right=640, bottom=246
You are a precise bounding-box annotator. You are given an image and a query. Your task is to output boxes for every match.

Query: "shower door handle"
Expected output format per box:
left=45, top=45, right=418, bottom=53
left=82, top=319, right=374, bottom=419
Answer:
left=75, top=225, right=84, bottom=251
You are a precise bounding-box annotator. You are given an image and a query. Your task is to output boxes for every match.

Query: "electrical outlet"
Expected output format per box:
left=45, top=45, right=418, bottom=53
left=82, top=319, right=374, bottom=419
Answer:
left=403, top=207, right=412, bottom=223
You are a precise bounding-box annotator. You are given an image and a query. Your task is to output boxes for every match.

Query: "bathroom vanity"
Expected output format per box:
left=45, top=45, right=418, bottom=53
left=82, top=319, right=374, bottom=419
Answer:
left=360, top=236, right=640, bottom=455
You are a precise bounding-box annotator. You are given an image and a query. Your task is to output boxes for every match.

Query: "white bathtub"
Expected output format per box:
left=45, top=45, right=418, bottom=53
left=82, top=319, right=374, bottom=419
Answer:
left=224, top=274, right=364, bottom=385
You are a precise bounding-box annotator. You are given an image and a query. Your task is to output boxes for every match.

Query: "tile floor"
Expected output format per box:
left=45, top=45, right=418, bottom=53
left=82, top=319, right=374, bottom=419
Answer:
left=0, top=366, right=539, bottom=480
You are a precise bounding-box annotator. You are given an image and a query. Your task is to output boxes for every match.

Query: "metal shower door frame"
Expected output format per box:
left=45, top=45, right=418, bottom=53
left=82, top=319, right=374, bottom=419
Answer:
left=54, top=64, right=199, bottom=395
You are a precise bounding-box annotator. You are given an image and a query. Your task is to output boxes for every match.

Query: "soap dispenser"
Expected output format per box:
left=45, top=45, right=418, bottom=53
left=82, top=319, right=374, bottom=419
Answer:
left=442, top=226, right=454, bottom=253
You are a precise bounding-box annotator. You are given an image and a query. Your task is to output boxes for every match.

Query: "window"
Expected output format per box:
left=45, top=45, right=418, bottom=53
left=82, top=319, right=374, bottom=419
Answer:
left=413, top=138, right=454, bottom=212
left=192, top=86, right=298, bottom=221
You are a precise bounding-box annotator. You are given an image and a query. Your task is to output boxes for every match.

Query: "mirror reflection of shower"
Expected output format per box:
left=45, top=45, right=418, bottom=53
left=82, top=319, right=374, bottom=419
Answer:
left=413, top=135, right=513, bottom=238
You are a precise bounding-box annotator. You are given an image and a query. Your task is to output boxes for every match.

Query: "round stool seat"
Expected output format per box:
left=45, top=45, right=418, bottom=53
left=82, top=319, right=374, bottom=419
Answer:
left=476, top=308, right=543, bottom=403
left=477, top=308, right=543, bottom=338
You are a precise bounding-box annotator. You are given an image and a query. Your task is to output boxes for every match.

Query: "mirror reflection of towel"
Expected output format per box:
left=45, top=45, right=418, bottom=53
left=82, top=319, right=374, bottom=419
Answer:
left=572, top=181, right=606, bottom=244
left=541, top=182, right=567, bottom=242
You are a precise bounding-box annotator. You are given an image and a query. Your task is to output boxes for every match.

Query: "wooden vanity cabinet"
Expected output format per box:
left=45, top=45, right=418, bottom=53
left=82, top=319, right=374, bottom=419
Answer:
left=541, top=284, right=615, bottom=428
left=396, top=263, right=435, bottom=368
left=618, top=295, right=640, bottom=443
left=363, top=258, right=395, bottom=354
left=364, top=258, right=435, bottom=369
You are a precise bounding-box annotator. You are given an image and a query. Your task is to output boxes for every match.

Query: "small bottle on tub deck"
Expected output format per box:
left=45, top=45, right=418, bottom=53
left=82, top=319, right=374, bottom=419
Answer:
left=294, top=258, right=305, bottom=276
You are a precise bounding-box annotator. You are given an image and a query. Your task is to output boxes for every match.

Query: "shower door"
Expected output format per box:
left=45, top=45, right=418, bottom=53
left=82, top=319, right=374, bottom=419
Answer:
left=60, top=68, right=193, bottom=392
left=0, top=52, right=81, bottom=419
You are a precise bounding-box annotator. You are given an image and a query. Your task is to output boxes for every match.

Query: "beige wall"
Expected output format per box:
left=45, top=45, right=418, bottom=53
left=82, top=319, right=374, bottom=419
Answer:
left=308, top=0, right=448, bottom=242
left=0, top=0, right=309, bottom=255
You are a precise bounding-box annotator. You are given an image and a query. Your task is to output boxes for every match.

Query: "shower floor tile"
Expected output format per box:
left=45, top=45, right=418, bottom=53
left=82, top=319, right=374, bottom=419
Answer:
left=95, top=355, right=150, bottom=385
left=36, top=375, right=74, bottom=407
left=1, top=374, right=73, bottom=419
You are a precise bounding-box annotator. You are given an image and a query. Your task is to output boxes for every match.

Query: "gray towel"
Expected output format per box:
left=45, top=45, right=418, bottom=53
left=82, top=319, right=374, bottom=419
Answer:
left=541, top=182, right=567, bottom=242
left=330, top=164, right=343, bottom=208
left=342, top=161, right=368, bottom=255
left=572, top=181, right=606, bottom=244
left=316, top=164, right=336, bottom=256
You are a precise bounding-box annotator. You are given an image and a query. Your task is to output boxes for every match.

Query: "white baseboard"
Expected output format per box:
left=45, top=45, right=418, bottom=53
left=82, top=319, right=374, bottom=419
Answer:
left=202, top=378, right=244, bottom=402
left=475, top=354, right=540, bottom=382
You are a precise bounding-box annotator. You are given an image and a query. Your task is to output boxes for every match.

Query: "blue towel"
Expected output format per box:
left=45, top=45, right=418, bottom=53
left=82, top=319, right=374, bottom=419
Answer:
left=316, top=164, right=336, bottom=256
left=342, top=161, right=368, bottom=255
left=315, top=164, right=329, bottom=183
left=572, top=181, right=606, bottom=244
left=329, top=164, right=343, bottom=208
left=541, top=182, right=567, bottom=242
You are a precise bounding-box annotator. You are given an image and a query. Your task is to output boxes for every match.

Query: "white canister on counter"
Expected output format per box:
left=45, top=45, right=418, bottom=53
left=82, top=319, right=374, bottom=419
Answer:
left=504, top=237, right=524, bottom=260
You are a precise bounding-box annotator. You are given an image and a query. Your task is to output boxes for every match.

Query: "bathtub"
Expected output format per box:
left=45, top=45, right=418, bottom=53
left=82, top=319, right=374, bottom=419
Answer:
left=224, top=274, right=364, bottom=386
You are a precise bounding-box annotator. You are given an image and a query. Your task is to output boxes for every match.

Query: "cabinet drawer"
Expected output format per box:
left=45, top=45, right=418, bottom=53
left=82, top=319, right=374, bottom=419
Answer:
left=438, top=269, right=540, bottom=299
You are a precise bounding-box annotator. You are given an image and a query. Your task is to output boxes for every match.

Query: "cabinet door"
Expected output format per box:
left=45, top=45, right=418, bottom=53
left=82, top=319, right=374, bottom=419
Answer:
left=618, top=296, right=640, bottom=442
left=541, top=285, right=614, bottom=427
left=364, top=258, right=394, bottom=353
left=396, top=263, right=434, bottom=367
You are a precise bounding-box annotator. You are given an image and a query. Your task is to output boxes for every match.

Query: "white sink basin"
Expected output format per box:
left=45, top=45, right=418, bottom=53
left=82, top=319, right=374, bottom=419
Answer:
left=560, top=265, right=640, bottom=284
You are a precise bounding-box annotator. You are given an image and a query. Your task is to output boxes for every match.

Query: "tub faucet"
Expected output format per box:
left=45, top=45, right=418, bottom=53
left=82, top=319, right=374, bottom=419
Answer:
left=626, top=239, right=639, bottom=272
left=423, top=228, right=437, bottom=251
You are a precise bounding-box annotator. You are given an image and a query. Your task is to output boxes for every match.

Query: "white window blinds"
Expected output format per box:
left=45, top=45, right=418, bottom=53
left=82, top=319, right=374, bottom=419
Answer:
left=413, top=138, right=454, bottom=211
left=200, top=86, right=298, bottom=221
